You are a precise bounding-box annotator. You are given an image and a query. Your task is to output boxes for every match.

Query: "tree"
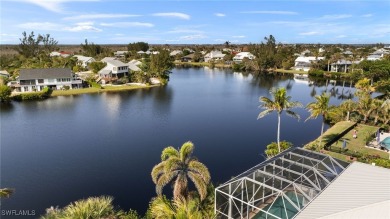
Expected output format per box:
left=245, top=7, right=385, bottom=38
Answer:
left=0, top=85, right=12, bottom=103
left=149, top=196, right=203, bottom=219
left=340, top=99, right=356, bottom=121
left=265, top=141, right=293, bottom=158
left=149, top=50, right=174, bottom=85
left=258, top=87, right=302, bottom=153
left=41, top=34, right=58, bottom=54
left=0, top=188, right=14, bottom=198
left=81, top=39, right=103, bottom=57
left=17, top=31, right=42, bottom=58
left=127, top=42, right=149, bottom=52
left=89, top=61, right=107, bottom=74
left=305, top=93, right=331, bottom=149
left=151, top=141, right=211, bottom=201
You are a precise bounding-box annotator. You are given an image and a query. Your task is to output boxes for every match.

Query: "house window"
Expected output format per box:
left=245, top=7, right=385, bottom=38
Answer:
left=24, top=86, right=29, bottom=92
left=32, top=85, right=36, bottom=91
left=48, top=79, right=55, bottom=83
left=38, top=79, right=44, bottom=84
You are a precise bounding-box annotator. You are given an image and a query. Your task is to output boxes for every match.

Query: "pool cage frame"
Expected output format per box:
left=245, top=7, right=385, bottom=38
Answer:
left=215, top=147, right=350, bottom=219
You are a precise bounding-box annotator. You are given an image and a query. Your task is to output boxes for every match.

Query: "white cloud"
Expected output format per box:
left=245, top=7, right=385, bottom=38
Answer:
left=240, top=11, right=298, bottom=15
left=166, top=28, right=203, bottom=34
left=361, top=14, right=373, bottom=17
left=180, top=34, right=206, bottom=40
left=215, top=13, right=225, bottom=17
left=100, top=22, right=154, bottom=28
left=152, top=12, right=190, bottom=20
left=336, top=35, right=347, bottom=38
left=232, top=35, right=245, bottom=38
left=65, top=22, right=102, bottom=32
left=299, top=31, right=321, bottom=36
left=17, top=22, right=63, bottom=30
left=18, top=0, right=98, bottom=13
left=320, top=14, right=352, bottom=19
left=64, top=14, right=140, bottom=20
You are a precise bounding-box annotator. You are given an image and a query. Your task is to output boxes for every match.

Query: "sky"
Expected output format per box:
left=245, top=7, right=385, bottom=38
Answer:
left=1, top=0, right=389, bottom=45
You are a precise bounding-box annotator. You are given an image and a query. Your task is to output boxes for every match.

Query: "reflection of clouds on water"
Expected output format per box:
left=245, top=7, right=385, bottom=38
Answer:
left=36, top=95, right=79, bottom=111
left=101, top=92, right=121, bottom=120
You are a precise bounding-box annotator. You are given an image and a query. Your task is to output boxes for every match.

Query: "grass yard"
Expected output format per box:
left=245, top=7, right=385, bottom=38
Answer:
left=51, top=84, right=155, bottom=97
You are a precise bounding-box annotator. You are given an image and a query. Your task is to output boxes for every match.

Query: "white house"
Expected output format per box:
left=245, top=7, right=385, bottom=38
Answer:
left=128, top=59, right=142, bottom=66
left=114, top=51, right=128, bottom=57
left=204, top=51, right=226, bottom=62
left=0, top=70, right=10, bottom=78
left=50, top=51, right=71, bottom=58
left=98, top=60, right=129, bottom=79
left=74, top=55, right=96, bottom=68
left=233, top=52, right=255, bottom=63
left=293, top=56, right=324, bottom=71
left=101, top=57, right=117, bottom=62
left=330, top=59, right=360, bottom=72
left=16, top=68, right=82, bottom=92
left=170, top=50, right=182, bottom=56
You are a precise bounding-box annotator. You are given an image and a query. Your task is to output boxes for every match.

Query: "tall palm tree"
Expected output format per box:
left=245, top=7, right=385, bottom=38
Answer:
left=258, top=87, right=302, bottom=153
left=340, top=99, right=356, bottom=121
left=305, top=93, right=331, bottom=149
left=151, top=141, right=211, bottom=201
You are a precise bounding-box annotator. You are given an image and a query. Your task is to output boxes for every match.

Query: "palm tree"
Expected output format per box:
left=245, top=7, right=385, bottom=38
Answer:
left=151, top=141, right=211, bottom=201
left=149, top=195, right=203, bottom=219
left=258, top=87, right=302, bottom=153
left=305, top=93, right=331, bottom=149
left=340, top=99, right=356, bottom=121
left=0, top=188, right=14, bottom=198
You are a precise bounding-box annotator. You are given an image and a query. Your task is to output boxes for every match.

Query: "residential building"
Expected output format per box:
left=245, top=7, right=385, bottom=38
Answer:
left=215, top=147, right=390, bottom=219
left=293, top=56, right=324, bottom=71
left=16, top=68, right=82, bottom=92
left=128, top=59, right=142, bottom=66
left=204, top=51, right=226, bottom=62
left=170, top=50, right=182, bottom=56
left=181, top=54, right=194, bottom=62
left=0, top=70, right=10, bottom=78
left=114, top=51, right=128, bottom=57
left=98, top=60, right=129, bottom=79
left=331, top=59, right=360, bottom=72
left=50, top=51, right=72, bottom=58
left=73, top=55, right=96, bottom=68
left=101, top=57, right=117, bottom=62
left=233, top=52, right=255, bottom=63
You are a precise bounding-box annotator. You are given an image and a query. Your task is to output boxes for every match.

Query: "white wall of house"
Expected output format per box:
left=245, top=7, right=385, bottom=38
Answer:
left=106, top=63, right=128, bottom=74
left=19, top=78, right=82, bottom=92
left=233, top=52, right=255, bottom=63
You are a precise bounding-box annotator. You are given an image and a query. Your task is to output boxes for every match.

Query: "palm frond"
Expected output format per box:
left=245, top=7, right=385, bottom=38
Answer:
left=188, top=160, right=211, bottom=183
left=286, top=110, right=301, bottom=120
left=151, top=162, right=165, bottom=184
left=257, top=109, right=274, bottom=119
left=179, top=141, right=194, bottom=163
left=156, top=171, right=179, bottom=195
left=187, top=172, right=208, bottom=201
left=161, top=146, right=179, bottom=161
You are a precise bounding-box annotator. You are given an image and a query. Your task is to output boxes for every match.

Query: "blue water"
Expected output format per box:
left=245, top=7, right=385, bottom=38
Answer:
left=381, top=137, right=390, bottom=150
left=254, top=191, right=303, bottom=219
left=0, top=68, right=354, bottom=217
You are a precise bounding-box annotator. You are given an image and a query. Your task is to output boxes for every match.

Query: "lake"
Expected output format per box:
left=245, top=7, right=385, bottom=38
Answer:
left=0, top=67, right=355, bottom=217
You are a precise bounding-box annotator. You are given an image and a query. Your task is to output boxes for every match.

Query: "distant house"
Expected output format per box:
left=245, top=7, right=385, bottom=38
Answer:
left=0, top=70, right=10, bottom=78
left=331, top=59, right=360, bottom=72
left=170, top=50, right=183, bottom=56
left=137, top=51, right=145, bottom=55
left=114, top=51, right=128, bottom=57
left=181, top=54, right=194, bottom=62
left=50, top=51, right=72, bottom=58
left=233, top=52, right=255, bottom=63
left=319, top=48, right=325, bottom=53
left=98, top=60, right=129, bottom=79
left=293, top=56, right=324, bottom=71
left=74, top=55, right=96, bottom=68
left=16, top=68, right=82, bottom=92
left=300, top=49, right=311, bottom=56
left=101, top=57, right=117, bottom=62
left=343, top=50, right=353, bottom=56
left=204, top=51, right=225, bottom=62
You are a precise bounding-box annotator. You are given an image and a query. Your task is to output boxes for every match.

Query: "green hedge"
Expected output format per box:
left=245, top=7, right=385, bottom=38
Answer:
left=12, top=87, right=52, bottom=101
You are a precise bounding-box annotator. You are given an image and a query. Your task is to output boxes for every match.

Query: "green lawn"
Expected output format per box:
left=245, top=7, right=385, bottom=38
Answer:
left=305, top=121, right=389, bottom=160
left=51, top=84, right=155, bottom=96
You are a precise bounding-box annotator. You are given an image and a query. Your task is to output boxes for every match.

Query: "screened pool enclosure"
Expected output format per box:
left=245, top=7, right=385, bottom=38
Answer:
left=215, top=147, right=350, bottom=219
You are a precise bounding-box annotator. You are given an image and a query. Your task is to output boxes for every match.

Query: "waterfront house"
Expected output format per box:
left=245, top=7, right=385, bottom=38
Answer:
left=181, top=54, right=195, bottom=62
left=0, top=70, right=10, bottom=78
left=293, top=56, right=324, bottom=71
left=17, top=68, right=82, bottom=92
left=74, top=55, right=96, bottom=68
left=233, top=52, right=255, bottom=63
left=331, top=59, right=360, bottom=72
left=98, top=60, right=129, bottom=79
left=204, top=51, right=226, bottom=62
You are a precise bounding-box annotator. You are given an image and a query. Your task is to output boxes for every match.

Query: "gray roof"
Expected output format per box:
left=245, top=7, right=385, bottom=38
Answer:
left=19, top=68, right=72, bottom=80
left=295, top=162, right=390, bottom=219
left=106, top=60, right=127, bottom=67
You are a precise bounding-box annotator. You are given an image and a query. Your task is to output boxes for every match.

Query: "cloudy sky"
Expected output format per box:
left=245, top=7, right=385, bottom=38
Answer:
left=1, top=0, right=389, bottom=44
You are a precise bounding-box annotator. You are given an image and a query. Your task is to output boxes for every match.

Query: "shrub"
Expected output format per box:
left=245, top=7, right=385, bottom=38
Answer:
left=0, top=85, right=12, bottom=102
left=12, top=87, right=52, bottom=101
left=62, top=85, right=70, bottom=90
left=308, top=69, right=324, bottom=77
left=265, top=141, right=293, bottom=158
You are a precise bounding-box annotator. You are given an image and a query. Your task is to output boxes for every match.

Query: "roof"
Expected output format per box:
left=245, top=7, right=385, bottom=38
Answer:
left=128, top=59, right=142, bottom=66
left=74, top=55, right=94, bottom=62
left=101, top=57, right=116, bottom=62
left=19, top=68, right=72, bottom=80
left=295, top=56, right=325, bottom=62
left=0, top=70, right=10, bottom=76
left=295, top=162, right=390, bottom=219
left=106, top=60, right=127, bottom=67
left=215, top=147, right=350, bottom=219
left=128, top=63, right=141, bottom=71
